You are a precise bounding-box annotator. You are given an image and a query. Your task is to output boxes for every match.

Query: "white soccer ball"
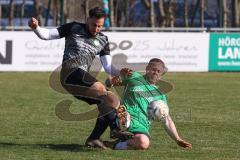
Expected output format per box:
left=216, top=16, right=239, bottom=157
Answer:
left=147, top=100, right=169, bottom=121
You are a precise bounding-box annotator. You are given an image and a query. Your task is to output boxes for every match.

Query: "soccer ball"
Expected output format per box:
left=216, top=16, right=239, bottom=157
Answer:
left=147, top=100, right=169, bottom=121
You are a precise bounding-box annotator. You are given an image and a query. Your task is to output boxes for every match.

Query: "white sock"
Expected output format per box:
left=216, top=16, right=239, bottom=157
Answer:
left=114, top=141, right=128, bottom=150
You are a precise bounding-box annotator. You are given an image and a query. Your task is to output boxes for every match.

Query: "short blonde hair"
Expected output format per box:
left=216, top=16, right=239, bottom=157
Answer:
left=147, top=58, right=168, bottom=75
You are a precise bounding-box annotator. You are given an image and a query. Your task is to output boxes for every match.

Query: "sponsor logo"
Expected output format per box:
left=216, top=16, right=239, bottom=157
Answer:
left=209, top=33, right=240, bottom=71
left=0, top=40, right=12, bottom=64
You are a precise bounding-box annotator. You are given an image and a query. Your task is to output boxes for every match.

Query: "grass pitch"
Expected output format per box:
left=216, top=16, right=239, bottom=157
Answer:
left=0, top=72, right=239, bottom=160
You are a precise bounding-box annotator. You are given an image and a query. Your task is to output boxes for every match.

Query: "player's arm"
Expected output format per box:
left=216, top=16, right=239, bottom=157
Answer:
left=104, top=68, right=133, bottom=88
left=161, top=115, right=192, bottom=149
left=100, top=55, right=120, bottom=76
left=105, top=76, right=122, bottom=88
left=99, top=36, right=120, bottom=76
left=28, top=17, right=60, bottom=40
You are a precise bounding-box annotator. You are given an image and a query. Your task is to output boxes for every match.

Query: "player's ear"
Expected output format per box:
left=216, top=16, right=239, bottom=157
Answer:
left=146, top=65, right=150, bottom=72
left=162, top=65, right=168, bottom=75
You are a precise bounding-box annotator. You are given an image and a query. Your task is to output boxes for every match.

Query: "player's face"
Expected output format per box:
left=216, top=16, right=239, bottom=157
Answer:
left=145, top=62, right=165, bottom=84
left=86, top=17, right=104, bottom=36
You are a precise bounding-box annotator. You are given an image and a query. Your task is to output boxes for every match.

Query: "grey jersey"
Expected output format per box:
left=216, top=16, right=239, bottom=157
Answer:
left=57, top=22, right=110, bottom=71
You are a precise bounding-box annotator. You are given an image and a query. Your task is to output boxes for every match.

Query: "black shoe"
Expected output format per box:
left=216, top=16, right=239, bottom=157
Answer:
left=85, top=138, right=107, bottom=149
left=110, top=129, right=134, bottom=140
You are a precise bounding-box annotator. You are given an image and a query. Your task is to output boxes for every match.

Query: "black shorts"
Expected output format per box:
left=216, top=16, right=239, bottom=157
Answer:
left=60, top=67, right=101, bottom=105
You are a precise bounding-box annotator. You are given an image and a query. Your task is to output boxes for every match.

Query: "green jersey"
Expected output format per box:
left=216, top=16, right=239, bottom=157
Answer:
left=121, top=72, right=167, bottom=135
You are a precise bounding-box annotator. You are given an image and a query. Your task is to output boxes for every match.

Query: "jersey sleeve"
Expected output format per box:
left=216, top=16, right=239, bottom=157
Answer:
left=99, top=36, right=110, bottom=56
left=57, top=22, right=75, bottom=38
left=161, top=94, right=168, bottom=105
left=121, top=72, right=142, bottom=85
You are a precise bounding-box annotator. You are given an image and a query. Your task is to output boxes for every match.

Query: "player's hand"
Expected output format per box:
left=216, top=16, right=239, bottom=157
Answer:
left=176, top=139, right=192, bottom=149
left=28, top=17, right=39, bottom=29
left=105, top=76, right=122, bottom=88
left=120, top=68, right=132, bottom=77
left=111, top=76, right=122, bottom=86
left=105, top=78, right=113, bottom=88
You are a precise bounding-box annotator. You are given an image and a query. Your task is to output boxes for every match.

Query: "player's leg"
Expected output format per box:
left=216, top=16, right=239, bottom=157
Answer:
left=125, top=134, right=150, bottom=150
left=108, top=112, right=150, bottom=150
left=85, top=113, right=109, bottom=149
left=60, top=67, right=120, bottom=114
left=60, top=67, right=121, bottom=149
left=104, top=133, right=150, bottom=150
left=85, top=109, right=134, bottom=149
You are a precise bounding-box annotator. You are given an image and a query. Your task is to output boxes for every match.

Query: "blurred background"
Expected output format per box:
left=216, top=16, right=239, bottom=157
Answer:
left=0, top=0, right=240, bottom=29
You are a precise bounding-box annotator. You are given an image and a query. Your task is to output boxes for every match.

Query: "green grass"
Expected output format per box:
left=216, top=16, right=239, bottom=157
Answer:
left=0, top=72, right=239, bottom=160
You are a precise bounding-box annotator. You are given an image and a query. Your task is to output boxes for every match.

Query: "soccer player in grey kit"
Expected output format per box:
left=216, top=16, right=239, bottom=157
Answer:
left=28, top=7, right=126, bottom=148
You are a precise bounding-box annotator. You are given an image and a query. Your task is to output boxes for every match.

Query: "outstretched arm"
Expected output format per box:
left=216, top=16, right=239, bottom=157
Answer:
left=105, top=76, right=122, bottom=88
left=28, top=17, right=60, bottom=40
left=105, top=68, right=133, bottom=87
left=100, top=55, right=120, bottom=76
left=161, top=115, right=192, bottom=149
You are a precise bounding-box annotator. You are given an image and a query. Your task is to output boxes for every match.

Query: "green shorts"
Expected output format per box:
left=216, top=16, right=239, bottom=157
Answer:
left=127, top=116, right=151, bottom=136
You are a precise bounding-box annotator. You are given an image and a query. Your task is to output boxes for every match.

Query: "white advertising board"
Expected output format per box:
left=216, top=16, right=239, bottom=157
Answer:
left=105, top=32, right=210, bottom=72
left=0, top=31, right=209, bottom=72
left=0, top=31, right=64, bottom=71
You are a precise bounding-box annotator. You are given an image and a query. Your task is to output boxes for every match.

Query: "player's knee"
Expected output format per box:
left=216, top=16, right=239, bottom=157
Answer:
left=91, top=81, right=106, bottom=92
left=99, top=91, right=119, bottom=109
left=136, top=135, right=150, bottom=150
left=107, top=91, right=119, bottom=106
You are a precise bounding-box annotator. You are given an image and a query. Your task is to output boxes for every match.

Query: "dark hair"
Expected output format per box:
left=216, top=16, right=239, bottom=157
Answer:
left=89, top=7, right=106, bottom=19
left=148, top=58, right=168, bottom=75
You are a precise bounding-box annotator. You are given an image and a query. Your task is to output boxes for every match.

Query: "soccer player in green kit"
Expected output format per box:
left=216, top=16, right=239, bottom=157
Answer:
left=87, top=58, right=192, bottom=150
